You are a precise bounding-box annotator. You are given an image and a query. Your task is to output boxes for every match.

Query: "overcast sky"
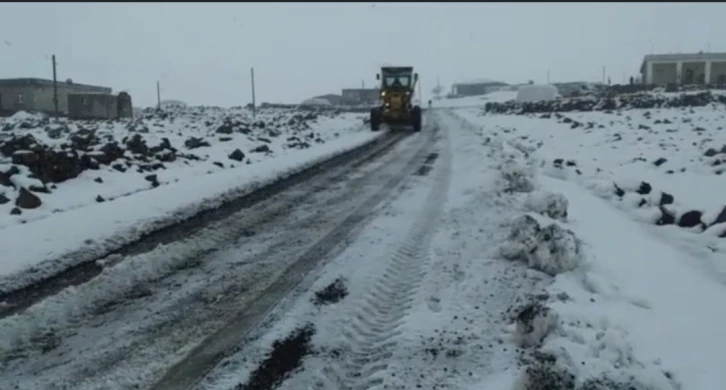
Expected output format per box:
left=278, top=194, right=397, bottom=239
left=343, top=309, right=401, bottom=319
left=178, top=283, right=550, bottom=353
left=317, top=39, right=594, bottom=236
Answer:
left=1, top=2, right=725, bottom=107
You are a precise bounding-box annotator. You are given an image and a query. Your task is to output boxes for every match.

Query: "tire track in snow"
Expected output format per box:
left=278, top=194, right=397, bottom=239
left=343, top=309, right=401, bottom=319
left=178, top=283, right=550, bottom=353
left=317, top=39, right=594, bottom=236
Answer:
left=309, top=113, right=452, bottom=390
left=149, top=125, right=441, bottom=390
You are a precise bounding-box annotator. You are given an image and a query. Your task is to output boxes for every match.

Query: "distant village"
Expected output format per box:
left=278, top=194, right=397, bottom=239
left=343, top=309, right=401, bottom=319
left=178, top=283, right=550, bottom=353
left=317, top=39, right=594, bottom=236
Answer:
left=2, top=51, right=726, bottom=118
left=298, top=79, right=600, bottom=108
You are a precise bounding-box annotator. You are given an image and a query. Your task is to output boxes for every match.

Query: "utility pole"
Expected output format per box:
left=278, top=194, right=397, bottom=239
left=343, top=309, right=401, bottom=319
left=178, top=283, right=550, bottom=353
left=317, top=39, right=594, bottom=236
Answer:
left=52, top=54, right=58, bottom=119
left=547, top=70, right=550, bottom=84
left=361, top=80, right=365, bottom=89
left=602, top=66, right=606, bottom=84
left=156, top=81, right=161, bottom=110
left=250, top=67, right=256, bottom=118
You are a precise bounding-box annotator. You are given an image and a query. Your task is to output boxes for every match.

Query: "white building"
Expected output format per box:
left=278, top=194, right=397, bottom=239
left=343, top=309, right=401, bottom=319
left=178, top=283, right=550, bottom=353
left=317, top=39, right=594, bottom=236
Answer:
left=640, top=52, right=726, bottom=85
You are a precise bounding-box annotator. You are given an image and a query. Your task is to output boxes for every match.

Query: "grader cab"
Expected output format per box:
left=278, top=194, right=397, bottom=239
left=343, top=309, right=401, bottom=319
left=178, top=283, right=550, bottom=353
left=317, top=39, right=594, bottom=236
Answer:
left=370, top=66, right=422, bottom=132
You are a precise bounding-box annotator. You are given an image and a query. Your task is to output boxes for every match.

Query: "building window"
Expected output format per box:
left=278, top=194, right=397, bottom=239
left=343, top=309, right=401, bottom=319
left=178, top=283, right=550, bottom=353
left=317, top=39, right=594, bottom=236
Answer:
left=16, top=94, right=24, bottom=104
left=82, top=97, right=89, bottom=106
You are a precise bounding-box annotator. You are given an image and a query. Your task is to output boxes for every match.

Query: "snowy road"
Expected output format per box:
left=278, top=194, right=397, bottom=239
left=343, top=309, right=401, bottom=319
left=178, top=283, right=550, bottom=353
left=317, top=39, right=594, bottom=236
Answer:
left=4, top=97, right=718, bottom=390
left=195, top=109, right=541, bottom=390
left=0, top=120, right=439, bottom=389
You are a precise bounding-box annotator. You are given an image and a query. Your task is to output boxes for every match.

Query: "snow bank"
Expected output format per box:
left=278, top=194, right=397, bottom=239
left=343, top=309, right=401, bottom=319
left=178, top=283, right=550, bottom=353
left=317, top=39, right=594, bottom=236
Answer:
left=524, top=190, right=568, bottom=221
left=536, top=176, right=726, bottom=390
left=0, top=107, right=380, bottom=291
left=516, top=84, right=559, bottom=103
left=452, top=100, right=726, bottom=389
left=500, top=214, right=583, bottom=276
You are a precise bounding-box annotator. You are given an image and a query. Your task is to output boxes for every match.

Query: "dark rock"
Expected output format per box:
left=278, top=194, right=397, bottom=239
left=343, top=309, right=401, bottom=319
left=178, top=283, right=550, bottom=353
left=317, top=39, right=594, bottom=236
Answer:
left=16, top=187, right=42, bottom=209
left=656, top=206, right=676, bottom=225
left=94, top=177, right=103, bottom=183
left=69, top=128, right=98, bottom=151
left=212, top=161, right=224, bottom=168
left=0, top=193, right=9, bottom=204
left=0, top=165, right=20, bottom=188
left=636, top=181, right=652, bottom=195
left=613, top=183, right=625, bottom=197
left=10, top=148, right=86, bottom=184
left=184, top=137, right=210, bottom=149
left=150, top=138, right=177, bottom=162
left=80, top=154, right=100, bottom=170
left=704, top=148, right=719, bottom=157
left=125, top=134, right=148, bottom=155
left=251, top=144, right=271, bottom=153
left=0, top=134, right=40, bottom=157
left=97, top=142, right=125, bottom=164
left=678, top=210, right=703, bottom=229
left=144, top=174, right=160, bottom=188
left=659, top=192, right=674, bottom=206
left=95, top=195, right=105, bottom=203
left=10, top=207, right=21, bottom=215
left=215, top=122, right=234, bottom=134
left=653, top=157, right=667, bottom=167
left=228, top=149, right=245, bottom=162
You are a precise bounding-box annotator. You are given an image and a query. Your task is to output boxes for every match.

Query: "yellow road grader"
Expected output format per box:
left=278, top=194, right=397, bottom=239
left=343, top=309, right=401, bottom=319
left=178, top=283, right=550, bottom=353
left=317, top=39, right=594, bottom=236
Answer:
left=370, top=66, right=422, bottom=132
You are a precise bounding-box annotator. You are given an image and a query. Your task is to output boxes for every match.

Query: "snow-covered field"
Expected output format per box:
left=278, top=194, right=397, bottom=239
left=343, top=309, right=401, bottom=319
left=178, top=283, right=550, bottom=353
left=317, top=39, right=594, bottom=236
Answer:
left=0, top=107, right=378, bottom=290
left=447, top=91, right=726, bottom=389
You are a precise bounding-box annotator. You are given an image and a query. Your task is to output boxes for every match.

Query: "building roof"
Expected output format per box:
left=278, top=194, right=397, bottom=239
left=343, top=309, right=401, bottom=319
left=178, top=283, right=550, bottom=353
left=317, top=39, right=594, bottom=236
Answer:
left=640, top=52, right=726, bottom=73
left=0, top=77, right=111, bottom=91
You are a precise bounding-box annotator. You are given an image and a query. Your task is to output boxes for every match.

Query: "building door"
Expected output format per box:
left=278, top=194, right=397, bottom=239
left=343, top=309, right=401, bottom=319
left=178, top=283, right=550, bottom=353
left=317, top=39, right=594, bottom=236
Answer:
left=684, top=69, right=694, bottom=84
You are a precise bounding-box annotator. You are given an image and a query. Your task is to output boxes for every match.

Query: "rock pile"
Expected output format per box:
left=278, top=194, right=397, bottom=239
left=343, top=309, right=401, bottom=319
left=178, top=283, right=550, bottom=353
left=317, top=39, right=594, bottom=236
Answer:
left=0, top=106, right=350, bottom=216
left=485, top=91, right=726, bottom=115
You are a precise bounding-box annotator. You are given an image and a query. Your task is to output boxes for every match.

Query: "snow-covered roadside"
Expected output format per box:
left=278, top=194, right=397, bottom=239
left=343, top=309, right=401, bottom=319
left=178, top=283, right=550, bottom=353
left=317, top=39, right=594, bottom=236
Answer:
left=0, top=108, right=380, bottom=293
left=457, top=100, right=726, bottom=278
left=448, top=106, right=726, bottom=389
left=535, top=176, right=726, bottom=389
